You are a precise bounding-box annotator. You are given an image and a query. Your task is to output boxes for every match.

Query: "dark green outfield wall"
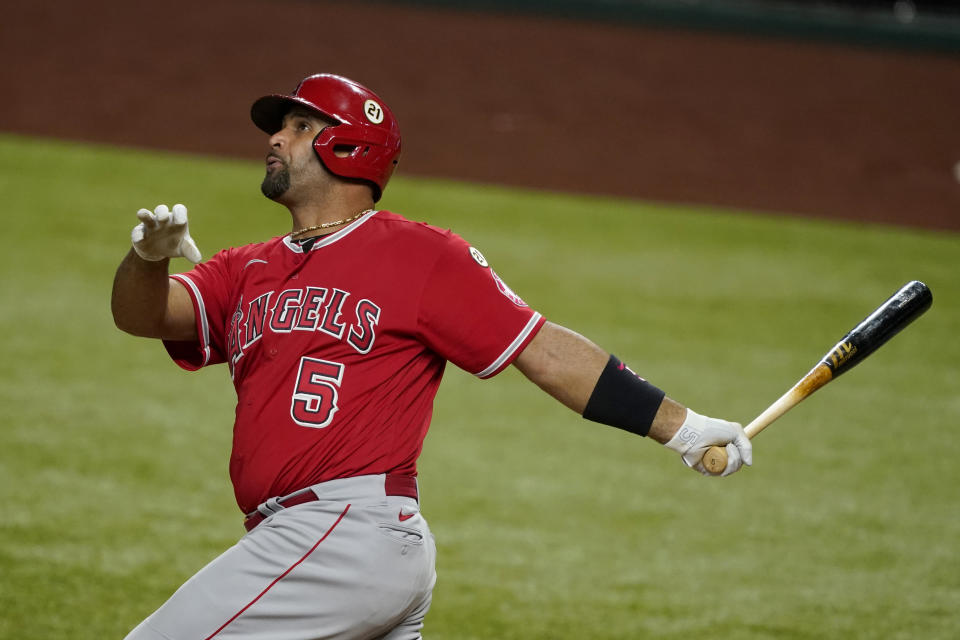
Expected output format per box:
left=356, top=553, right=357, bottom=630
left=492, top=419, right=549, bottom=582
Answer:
left=376, top=0, right=960, bottom=53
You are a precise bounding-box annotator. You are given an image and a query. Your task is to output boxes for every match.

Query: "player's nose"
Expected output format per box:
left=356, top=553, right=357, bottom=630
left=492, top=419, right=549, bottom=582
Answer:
left=268, top=129, right=287, bottom=149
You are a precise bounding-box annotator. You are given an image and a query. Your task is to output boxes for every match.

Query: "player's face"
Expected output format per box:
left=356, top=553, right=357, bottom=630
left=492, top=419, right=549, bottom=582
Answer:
left=261, top=109, right=335, bottom=201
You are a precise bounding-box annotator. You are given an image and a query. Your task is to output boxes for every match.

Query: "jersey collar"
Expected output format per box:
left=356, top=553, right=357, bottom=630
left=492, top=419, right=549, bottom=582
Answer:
left=281, top=209, right=378, bottom=254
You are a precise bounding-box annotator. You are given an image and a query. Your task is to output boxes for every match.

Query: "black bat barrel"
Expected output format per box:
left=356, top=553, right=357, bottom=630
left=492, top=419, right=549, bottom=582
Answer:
left=820, top=280, right=933, bottom=377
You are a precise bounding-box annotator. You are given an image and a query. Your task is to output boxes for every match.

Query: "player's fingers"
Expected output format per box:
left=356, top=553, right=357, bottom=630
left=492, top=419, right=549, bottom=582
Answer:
left=154, top=204, right=171, bottom=224
left=719, top=442, right=743, bottom=477
left=180, top=234, right=202, bottom=264
left=732, top=427, right=752, bottom=467
left=691, top=460, right=713, bottom=476
left=686, top=450, right=713, bottom=476
left=171, top=203, right=188, bottom=226
left=131, top=223, right=145, bottom=244
left=136, top=208, right=158, bottom=228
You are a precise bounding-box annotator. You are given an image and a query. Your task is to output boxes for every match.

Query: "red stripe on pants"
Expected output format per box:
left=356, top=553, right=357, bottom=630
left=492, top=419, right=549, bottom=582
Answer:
left=205, top=503, right=351, bottom=639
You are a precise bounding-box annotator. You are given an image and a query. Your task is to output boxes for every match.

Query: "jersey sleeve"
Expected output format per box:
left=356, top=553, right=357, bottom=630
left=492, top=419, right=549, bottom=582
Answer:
left=417, top=234, right=545, bottom=378
left=162, top=249, right=235, bottom=371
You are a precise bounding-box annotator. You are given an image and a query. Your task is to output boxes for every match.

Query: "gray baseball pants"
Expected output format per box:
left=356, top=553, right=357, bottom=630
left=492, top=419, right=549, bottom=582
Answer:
left=123, top=475, right=437, bottom=639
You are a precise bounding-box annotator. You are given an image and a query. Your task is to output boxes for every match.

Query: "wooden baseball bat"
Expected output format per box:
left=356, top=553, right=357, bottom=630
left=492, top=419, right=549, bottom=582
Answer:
left=701, top=280, right=933, bottom=475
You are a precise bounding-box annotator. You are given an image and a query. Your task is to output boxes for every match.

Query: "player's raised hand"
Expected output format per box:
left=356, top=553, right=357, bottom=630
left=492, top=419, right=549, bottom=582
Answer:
left=664, top=409, right=752, bottom=477
left=131, top=203, right=202, bottom=264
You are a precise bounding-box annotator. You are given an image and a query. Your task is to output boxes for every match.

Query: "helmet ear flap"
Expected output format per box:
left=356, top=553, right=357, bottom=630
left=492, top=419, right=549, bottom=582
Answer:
left=312, top=127, right=333, bottom=163
left=313, top=125, right=385, bottom=201
left=312, top=125, right=351, bottom=177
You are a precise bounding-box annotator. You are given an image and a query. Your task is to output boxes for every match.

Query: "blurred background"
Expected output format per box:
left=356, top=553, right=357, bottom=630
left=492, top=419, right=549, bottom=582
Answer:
left=1, top=1, right=958, bottom=638
left=2, top=0, right=959, bottom=229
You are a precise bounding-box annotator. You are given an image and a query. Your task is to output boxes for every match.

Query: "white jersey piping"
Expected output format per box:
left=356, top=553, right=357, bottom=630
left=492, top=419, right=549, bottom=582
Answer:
left=475, top=312, right=543, bottom=379
left=170, top=273, right=212, bottom=367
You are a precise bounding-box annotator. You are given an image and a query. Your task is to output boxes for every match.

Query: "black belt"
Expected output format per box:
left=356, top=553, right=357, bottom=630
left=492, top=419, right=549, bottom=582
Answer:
left=243, top=474, right=418, bottom=531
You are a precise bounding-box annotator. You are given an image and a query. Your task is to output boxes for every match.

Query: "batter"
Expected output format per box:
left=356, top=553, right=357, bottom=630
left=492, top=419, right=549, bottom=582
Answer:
left=111, top=73, right=751, bottom=639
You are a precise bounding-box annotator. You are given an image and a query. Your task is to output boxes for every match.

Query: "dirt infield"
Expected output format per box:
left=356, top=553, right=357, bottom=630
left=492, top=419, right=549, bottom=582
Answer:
left=3, top=0, right=959, bottom=230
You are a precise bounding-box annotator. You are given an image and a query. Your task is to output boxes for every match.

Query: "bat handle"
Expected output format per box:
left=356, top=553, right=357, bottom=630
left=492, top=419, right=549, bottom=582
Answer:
left=700, top=414, right=769, bottom=474
left=702, top=445, right=730, bottom=474
left=699, top=364, right=833, bottom=474
left=700, top=409, right=784, bottom=474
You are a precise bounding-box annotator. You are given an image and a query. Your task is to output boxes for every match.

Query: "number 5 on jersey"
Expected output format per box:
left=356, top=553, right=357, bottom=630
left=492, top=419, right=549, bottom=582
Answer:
left=291, top=357, right=344, bottom=428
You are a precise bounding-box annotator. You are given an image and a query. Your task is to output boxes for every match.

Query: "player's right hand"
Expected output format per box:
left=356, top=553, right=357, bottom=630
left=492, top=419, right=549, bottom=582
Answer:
left=664, top=409, right=752, bottom=477
left=131, top=204, right=202, bottom=264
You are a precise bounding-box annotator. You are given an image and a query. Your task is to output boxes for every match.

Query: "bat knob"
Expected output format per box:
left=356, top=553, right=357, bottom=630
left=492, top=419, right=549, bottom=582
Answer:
left=702, top=445, right=728, bottom=474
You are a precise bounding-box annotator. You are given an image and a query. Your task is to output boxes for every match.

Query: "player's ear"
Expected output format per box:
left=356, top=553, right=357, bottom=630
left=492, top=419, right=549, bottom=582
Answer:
left=333, top=144, right=357, bottom=159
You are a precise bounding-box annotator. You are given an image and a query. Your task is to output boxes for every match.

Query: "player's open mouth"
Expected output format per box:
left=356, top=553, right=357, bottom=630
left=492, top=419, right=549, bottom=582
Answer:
left=266, top=155, right=285, bottom=170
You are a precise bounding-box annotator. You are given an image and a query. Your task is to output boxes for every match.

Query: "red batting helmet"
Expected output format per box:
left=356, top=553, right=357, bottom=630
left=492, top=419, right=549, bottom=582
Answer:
left=251, top=74, right=401, bottom=201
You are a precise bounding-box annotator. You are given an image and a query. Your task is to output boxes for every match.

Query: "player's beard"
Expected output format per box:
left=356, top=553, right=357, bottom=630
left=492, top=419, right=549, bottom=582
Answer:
left=261, top=167, right=290, bottom=200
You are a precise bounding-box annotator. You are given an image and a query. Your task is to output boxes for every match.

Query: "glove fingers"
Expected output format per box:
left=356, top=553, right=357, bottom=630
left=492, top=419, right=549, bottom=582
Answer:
left=154, top=204, right=171, bottom=224
left=735, top=432, right=753, bottom=467
left=180, top=234, right=202, bottom=264
left=691, top=462, right=711, bottom=476
left=171, top=203, right=188, bottom=226
left=131, top=224, right=145, bottom=244
left=720, top=443, right=743, bottom=477
left=137, top=208, right=157, bottom=228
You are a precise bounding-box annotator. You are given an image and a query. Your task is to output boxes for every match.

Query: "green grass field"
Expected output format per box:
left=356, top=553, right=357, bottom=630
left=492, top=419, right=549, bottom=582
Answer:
left=1, top=133, right=958, bottom=639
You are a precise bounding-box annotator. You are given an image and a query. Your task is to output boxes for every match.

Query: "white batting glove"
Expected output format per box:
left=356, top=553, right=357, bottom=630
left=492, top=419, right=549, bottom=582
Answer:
left=131, top=204, right=202, bottom=264
left=664, top=409, right=753, bottom=477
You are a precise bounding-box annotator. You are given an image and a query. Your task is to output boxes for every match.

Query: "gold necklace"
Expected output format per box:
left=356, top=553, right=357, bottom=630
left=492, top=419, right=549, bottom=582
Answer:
left=290, top=209, right=373, bottom=238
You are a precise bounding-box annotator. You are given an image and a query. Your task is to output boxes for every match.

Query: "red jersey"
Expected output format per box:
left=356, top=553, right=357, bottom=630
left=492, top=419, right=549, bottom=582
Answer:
left=164, top=210, right=545, bottom=513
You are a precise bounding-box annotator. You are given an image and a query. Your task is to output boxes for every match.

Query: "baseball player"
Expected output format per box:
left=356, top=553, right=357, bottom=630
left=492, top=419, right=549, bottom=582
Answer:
left=111, top=73, right=752, bottom=640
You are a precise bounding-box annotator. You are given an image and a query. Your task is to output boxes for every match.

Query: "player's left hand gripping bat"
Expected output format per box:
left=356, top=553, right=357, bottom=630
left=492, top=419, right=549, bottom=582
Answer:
left=702, top=280, right=933, bottom=475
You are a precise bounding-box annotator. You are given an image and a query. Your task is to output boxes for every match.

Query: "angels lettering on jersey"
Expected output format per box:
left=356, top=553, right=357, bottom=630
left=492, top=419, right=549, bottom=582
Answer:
left=225, top=286, right=380, bottom=378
